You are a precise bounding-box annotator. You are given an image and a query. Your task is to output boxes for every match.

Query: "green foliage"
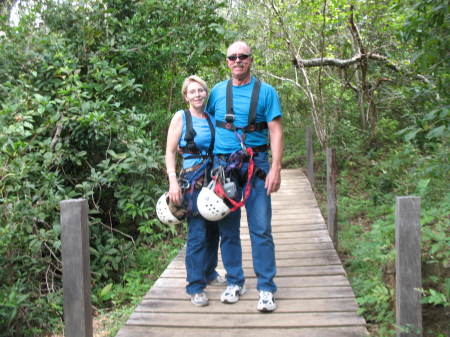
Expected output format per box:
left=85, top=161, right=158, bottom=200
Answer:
left=419, top=288, right=449, bottom=307
left=92, top=236, right=185, bottom=336
left=231, top=0, right=449, bottom=335
left=337, top=140, right=449, bottom=335
left=339, top=198, right=397, bottom=332
left=1, top=0, right=448, bottom=335
left=401, top=0, right=449, bottom=74
left=224, top=2, right=448, bottom=333
left=396, top=0, right=449, bottom=150
left=0, top=0, right=226, bottom=335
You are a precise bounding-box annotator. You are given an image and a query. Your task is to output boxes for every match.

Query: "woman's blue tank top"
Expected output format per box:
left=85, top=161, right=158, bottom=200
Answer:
left=178, top=110, right=214, bottom=169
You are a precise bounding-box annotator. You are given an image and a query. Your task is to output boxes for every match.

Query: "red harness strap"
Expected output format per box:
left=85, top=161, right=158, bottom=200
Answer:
left=213, top=147, right=255, bottom=212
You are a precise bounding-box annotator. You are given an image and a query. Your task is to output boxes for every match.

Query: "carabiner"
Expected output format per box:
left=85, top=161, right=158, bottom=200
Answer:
left=210, top=167, right=220, bottom=179
left=211, top=166, right=227, bottom=185
left=179, top=178, right=191, bottom=190
left=233, top=129, right=247, bottom=151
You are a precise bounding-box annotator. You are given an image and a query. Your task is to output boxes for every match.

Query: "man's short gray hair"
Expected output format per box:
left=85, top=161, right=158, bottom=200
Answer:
left=227, top=41, right=252, bottom=56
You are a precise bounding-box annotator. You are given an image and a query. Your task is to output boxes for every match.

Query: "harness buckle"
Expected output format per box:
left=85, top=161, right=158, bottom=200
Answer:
left=225, top=113, right=235, bottom=123
left=179, top=178, right=191, bottom=190
left=225, top=123, right=233, bottom=130
left=247, top=124, right=255, bottom=132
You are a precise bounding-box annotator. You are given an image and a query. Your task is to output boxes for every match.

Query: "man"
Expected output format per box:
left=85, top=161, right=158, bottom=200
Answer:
left=206, top=40, right=283, bottom=312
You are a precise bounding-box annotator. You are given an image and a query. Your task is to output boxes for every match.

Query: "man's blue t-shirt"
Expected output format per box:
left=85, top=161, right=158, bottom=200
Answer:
left=206, top=77, right=282, bottom=154
left=178, top=110, right=215, bottom=169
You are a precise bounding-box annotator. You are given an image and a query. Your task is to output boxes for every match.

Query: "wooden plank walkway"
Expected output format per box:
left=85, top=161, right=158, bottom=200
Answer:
left=116, top=169, right=368, bottom=337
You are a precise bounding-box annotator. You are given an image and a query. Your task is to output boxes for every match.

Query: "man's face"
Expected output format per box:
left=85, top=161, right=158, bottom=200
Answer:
left=227, top=44, right=252, bottom=80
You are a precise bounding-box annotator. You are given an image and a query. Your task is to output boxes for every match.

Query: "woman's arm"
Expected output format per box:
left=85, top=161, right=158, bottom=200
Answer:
left=165, top=111, right=183, bottom=205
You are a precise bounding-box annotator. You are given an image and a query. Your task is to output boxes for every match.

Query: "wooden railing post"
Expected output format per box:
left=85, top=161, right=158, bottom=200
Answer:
left=306, top=127, right=315, bottom=188
left=60, top=199, right=93, bottom=337
left=396, top=196, right=422, bottom=337
left=326, top=148, right=337, bottom=248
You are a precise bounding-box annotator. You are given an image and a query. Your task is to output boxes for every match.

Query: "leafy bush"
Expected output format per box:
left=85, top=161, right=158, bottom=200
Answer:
left=337, top=139, right=449, bottom=335
left=0, top=0, right=226, bottom=335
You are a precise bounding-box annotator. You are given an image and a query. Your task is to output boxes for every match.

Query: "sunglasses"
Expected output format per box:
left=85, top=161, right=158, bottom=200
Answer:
left=227, top=54, right=251, bottom=61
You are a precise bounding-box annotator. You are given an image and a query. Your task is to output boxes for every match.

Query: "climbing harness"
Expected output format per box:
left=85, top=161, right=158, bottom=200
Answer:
left=210, top=147, right=256, bottom=212
left=208, top=78, right=269, bottom=213
left=158, top=165, right=211, bottom=224
left=178, top=109, right=215, bottom=160
left=215, top=79, right=267, bottom=134
left=177, top=109, right=215, bottom=215
left=158, top=110, right=215, bottom=223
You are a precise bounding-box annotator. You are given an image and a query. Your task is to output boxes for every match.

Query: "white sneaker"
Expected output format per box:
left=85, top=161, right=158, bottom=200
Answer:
left=208, top=274, right=227, bottom=286
left=220, top=284, right=247, bottom=304
left=257, top=291, right=276, bottom=312
left=190, top=292, right=209, bottom=307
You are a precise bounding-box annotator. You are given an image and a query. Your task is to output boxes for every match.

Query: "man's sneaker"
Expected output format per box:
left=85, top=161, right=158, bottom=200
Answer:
left=257, top=291, right=277, bottom=312
left=208, top=274, right=227, bottom=286
left=220, top=284, right=247, bottom=304
left=190, top=292, right=209, bottom=307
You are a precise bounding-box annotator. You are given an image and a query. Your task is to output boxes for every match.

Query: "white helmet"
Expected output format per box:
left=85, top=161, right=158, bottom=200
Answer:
left=156, top=192, right=184, bottom=225
left=197, top=180, right=230, bottom=221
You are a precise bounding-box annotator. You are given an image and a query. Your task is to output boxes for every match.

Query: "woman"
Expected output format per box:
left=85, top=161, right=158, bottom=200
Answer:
left=165, top=75, right=224, bottom=306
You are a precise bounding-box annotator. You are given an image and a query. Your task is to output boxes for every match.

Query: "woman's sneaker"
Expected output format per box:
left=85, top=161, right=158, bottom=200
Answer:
left=190, top=292, right=209, bottom=307
left=257, top=291, right=276, bottom=312
left=220, top=284, right=247, bottom=304
left=207, top=274, right=227, bottom=286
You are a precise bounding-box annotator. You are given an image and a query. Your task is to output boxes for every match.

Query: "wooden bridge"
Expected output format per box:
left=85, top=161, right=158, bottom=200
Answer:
left=116, top=169, right=368, bottom=337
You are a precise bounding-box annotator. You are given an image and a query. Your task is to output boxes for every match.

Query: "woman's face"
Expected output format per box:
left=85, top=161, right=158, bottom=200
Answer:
left=185, top=81, right=207, bottom=109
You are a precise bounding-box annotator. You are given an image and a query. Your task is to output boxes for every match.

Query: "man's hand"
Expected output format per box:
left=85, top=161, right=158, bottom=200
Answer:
left=265, top=167, right=281, bottom=195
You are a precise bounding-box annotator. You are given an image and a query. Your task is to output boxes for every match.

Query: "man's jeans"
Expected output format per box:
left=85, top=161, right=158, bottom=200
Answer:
left=184, top=173, right=220, bottom=295
left=213, top=151, right=277, bottom=292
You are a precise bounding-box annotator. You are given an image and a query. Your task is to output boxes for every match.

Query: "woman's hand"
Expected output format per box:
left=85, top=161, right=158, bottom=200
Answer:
left=168, top=177, right=182, bottom=205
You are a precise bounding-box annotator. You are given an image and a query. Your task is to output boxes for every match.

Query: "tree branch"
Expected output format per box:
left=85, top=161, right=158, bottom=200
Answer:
left=268, top=0, right=298, bottom=62
left=292, top=52, right=428, bottom=82
left=349, top=5, right=366, bottom=55
left=294, top=52, right=381, bottom=68
left=100, top=221, right=135, bottom=245
left=256, top=70, right=302, bottom=89
left=51, top=110, right=64, bottom=151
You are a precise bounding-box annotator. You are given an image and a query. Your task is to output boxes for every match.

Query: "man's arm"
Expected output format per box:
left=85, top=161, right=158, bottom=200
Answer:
left=265, top=117, right=283, bottom=194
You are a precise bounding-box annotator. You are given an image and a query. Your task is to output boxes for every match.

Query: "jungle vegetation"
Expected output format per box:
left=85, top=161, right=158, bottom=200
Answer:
left=0, top=0, right=448, bottom=336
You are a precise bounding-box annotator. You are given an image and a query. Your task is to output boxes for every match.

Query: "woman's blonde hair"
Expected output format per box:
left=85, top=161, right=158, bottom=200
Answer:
left=181, top=75, right=208, bottom=99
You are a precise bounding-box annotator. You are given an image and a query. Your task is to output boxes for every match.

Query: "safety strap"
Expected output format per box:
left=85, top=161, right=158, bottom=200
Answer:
left=183, top=109, right=197, bottom=152
left=180, top=158, right=211, bottom=213
left=213, top=148, right=255, bottom=212
left=182, top=159, right=210, bottom=186
left=212, top=79, right=268, bottom=211
left=179, top=110, right=215, bottom=159
left=205, top=114, right=215, bottom=156
left=216, top=78, right=268, bottom=133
